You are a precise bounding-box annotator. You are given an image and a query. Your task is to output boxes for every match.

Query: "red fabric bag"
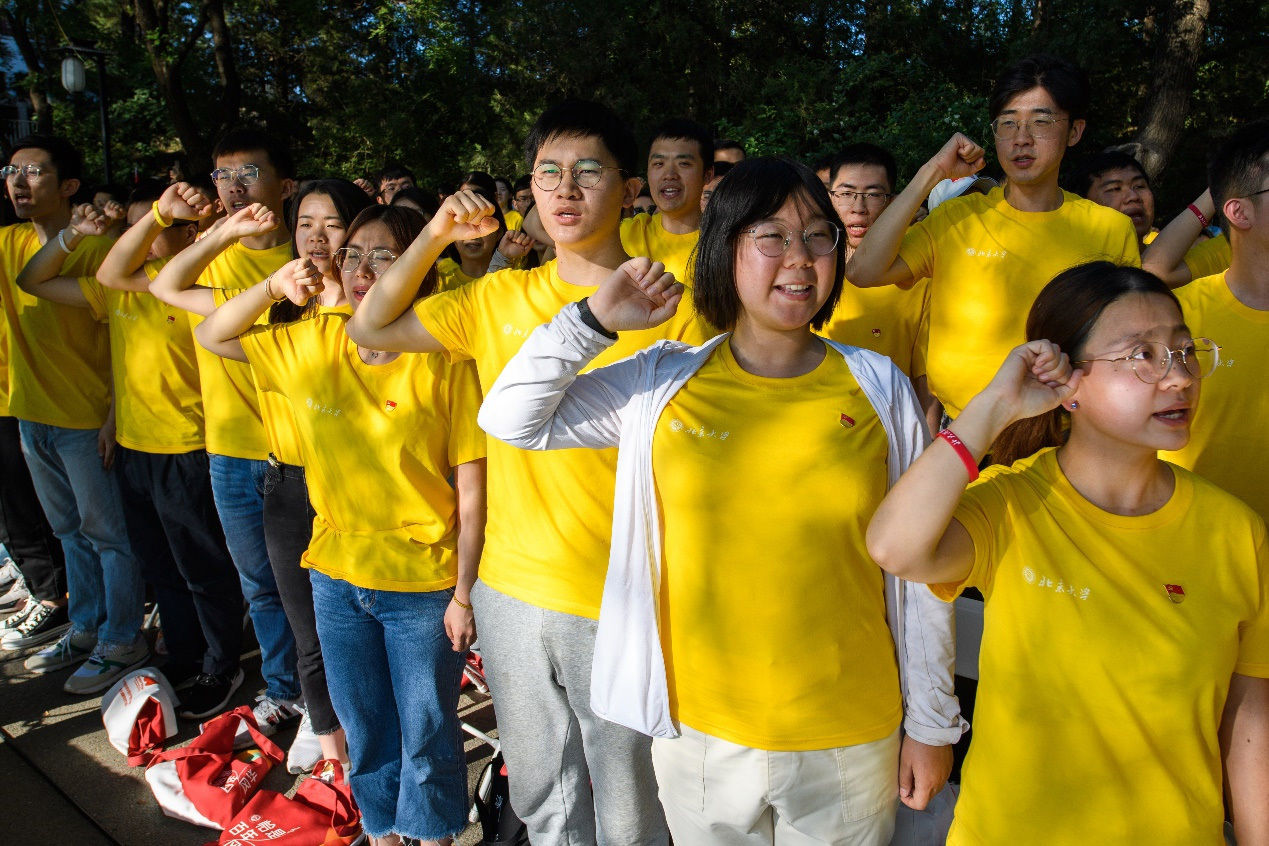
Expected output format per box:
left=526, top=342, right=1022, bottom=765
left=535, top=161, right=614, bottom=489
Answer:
left=100, top=668, right=179, bottom=766
left=206, top=759, right=363, bottom=846
left=145, top=705, right=285, bottom=829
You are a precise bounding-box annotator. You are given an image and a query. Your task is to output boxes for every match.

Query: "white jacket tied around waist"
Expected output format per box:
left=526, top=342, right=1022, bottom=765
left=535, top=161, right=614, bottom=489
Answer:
left=478, top=302, right=967, bottom=745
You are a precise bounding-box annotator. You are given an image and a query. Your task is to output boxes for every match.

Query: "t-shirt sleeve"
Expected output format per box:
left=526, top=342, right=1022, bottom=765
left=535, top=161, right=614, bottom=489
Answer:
left=930, top=473, right=1010, bottom=601
left=413, top=284, right=479, bottom=364
left=76, top=278, right=109, bottom=322
left=1184, top=235, right=1231, bottom=280
left=1115, top=219, right=1142, bottom=268
left=896, top=218, right=937, bottom=282
left=239, top=321, right=302, bottom=397
left=1235, top=522, right=1269, bottom=678
left=445, top=358, right=486, bottom=467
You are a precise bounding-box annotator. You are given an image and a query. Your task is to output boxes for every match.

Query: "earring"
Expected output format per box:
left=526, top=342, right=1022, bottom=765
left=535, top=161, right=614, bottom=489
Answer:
left=1069, top=401, right=1079, bottom=410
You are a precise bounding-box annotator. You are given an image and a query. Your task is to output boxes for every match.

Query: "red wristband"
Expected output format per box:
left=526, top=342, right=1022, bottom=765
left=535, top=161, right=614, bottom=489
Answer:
left=1187, top=203, right=1209, bottom=228
left=937, top=429, right=980, bottom=482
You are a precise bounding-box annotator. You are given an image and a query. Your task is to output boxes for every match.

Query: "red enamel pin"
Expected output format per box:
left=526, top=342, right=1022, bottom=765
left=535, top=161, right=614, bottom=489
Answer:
left=385, top=400, right=397, bottom=412
left=840, top=413, right=855, bottom=428
left=1164, top=584, right=1185, bottom=604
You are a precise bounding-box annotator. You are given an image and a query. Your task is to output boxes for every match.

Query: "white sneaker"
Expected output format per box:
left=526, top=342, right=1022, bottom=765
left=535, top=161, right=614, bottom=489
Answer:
left=233, top=693, right=302, bottom=749
left=24, top=629, right=97, bottom=673
left=63, top=635, right=151, bottom=695
left=0, top=558, right=18, bottom=589
left=286, top=707, right=323, bottom=774
left=0, top=575, right=29, bottom=614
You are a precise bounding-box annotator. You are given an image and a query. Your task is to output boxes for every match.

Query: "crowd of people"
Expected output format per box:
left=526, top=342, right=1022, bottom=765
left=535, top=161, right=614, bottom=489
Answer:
left=0, top=49, right=1265, bottom=846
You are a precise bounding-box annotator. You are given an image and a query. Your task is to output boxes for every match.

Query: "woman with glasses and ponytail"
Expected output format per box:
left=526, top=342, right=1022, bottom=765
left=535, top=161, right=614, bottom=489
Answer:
left=867, top=261, right=1269, bottom=845
left=479, top=156, right=964, bottom=845
left=195, top=201, right=488, bottom=846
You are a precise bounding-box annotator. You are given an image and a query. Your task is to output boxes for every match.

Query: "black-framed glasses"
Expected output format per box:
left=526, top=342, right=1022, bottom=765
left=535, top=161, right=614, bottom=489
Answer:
left=744, top=220, right=840, bottom=258
left=1, top=164, right=43, bottom=180
left=1243, top=188, right=1269, bottom=199
left=532, top=160, right=623, bottom=191
left=990, top=116, right=1069, bottom=140
left=1075, top=338, right=1220, bottom=384
left=210, top=164, right=261, bottom=186
left=335, top=247, right=398, bottom=275
left=829, top=189, right=892, bottom=206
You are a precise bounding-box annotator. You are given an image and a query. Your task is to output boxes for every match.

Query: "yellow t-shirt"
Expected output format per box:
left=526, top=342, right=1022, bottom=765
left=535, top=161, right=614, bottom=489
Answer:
left=654, top=339, right=900, bottom=750
left=620, top=214, right=700, bottom=287
left=0, top=223, right=114, bottom=427
left=504, top=209, right=524, bottom=231
left=934, top=448, right=1269, bottom=846
left=899, top=188, right=1140, bottom=417
left=1182, top=233, right=1231, bottom=281
left=435, top=257, right=478, bottom=293
left=1162, top=272, right=1268, bottom=521
left=415, top=260, right=713, bottom=618
left=819, top=277, right=930, bottom=378
left=77, top=259, right=203, bottom=453
left=241, top=312, right=485, bottom=591
left=192, top=241, right=292, bottom=459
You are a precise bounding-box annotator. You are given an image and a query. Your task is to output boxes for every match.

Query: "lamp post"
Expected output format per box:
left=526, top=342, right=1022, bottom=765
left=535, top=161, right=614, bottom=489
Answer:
left=60, top=48, right=112, bottom=184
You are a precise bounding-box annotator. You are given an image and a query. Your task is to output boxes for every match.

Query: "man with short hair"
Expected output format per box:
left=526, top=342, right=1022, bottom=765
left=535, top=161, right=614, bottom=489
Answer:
left=620, top=118, right=713, bottom=286
left=377, top=163, right=416, bottom=204
left=1070, top=149, right=1157, bottom=247
left=713, top=138, right=745, bottom=166
left=0, top=135, right=148, bottom=693
left=348, top=100, right=706, bottom=846
left=847, top=54, right=1140, bottom=420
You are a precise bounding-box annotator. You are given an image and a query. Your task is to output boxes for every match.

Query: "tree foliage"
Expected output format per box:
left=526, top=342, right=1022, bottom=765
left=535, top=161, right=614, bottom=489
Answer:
left=4, top=0, right=1264, bottom=209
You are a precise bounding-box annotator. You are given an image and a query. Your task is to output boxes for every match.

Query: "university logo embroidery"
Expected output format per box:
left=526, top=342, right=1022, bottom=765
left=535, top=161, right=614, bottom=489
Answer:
left=385, top=400, right=398, bottom=412
left=1164, top=583, right=1186, bottom=604
left=840, top=413, right=855, bottom=428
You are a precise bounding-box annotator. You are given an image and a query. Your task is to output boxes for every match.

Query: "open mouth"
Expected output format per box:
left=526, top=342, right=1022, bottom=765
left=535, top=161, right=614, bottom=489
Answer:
left=351, top=285, right=372, bottom=301
left=1153, top=407, right=1190, bottom=424
left=553, top=208, right=582, bottom=224
left=775, top=283, right=814, bottom=299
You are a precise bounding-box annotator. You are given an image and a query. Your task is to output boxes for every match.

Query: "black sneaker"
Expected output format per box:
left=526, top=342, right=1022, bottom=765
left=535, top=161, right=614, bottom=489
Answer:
left=0, top=602, right=70, bottom=650
left=158, top=660, right=202, bottom=692
left=177, top=668, right=245, bottom=720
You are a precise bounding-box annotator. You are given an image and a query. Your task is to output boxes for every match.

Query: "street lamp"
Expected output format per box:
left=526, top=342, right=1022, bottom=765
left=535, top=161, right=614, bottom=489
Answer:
left=59, top=49, right=112, bottom=184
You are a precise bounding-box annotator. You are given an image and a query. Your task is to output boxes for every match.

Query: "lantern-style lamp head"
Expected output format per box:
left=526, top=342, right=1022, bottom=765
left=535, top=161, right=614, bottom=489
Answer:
left=61, top=56, right=86, bottom=93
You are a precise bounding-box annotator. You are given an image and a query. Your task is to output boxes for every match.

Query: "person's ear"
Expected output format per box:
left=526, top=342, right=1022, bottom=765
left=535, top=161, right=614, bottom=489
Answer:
left=1223, top=197, right=1254, bottom=232
left=180, top=222, right=198, bottom=247
left=58, top=177, right=81, bottom=199
left=622, top=175, right=644, bottom=208
left=279, top=178, right=296, bottom=203
left=1067, top=119, right=1087, bottom=148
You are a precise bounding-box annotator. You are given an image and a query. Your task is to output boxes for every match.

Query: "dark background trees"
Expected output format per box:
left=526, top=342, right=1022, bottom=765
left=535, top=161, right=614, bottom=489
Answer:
left=2, top=0, right=1262, bottom=212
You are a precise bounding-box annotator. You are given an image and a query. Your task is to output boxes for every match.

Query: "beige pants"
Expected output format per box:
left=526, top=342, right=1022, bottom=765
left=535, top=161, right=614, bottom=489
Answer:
left=651, top=724, right=900, bottom=846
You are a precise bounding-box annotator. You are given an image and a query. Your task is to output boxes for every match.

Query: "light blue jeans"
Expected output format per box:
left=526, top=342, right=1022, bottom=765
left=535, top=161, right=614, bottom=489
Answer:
left=311, top=570, right=467, bottom=841
left=207, top=454, right=299, bottom=701
left=18, top=421, right=142, bottom=645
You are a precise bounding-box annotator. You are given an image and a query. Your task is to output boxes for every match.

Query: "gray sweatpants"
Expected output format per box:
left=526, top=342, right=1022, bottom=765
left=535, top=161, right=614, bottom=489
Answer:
left=472, top=579, right=669, bottom=846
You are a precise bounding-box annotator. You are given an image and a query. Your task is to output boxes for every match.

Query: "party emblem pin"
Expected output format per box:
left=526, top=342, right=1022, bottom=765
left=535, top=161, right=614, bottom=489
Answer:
left=385, top=400, right=397, bottom=412
left=166, top=315, right=176, bottom=323
left=1164, top=584, right=1186, bottom=604
left=840, top=413, right=855, bottom=428
left=871, top=328, right=882, bottom=338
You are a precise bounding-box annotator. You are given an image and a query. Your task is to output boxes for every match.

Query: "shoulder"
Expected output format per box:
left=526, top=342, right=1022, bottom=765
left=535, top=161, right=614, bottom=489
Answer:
left=1174, top=271, right=1225, bottom=308
left=1061, top=192, right=1134, bottom=230
left=823, top=339, right=907, bottom=385
left=1171, top=461, right=1265, bottom=527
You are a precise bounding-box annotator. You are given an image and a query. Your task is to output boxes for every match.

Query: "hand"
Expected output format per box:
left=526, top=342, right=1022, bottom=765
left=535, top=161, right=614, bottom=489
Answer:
left=428, top=190, right=500, bottom=244
left=101, top=200, right=125, bottom=222
left=272, top=258, right=324, bottom=305
left=97, top=417, right=117, bottom=471
left=158, top=182, right=215, bottom=221
left=588, top=257, right=684, bottom=332
left=897, top=736, right=953, bottom=811
left=69, top=203, right=110, bottom=237
left=498, top=229, right=534, bottom=259
left=444, top=598, right=476, bottom=652
left=353, top=177, right=377, bottom=199
left=929, top=133, right=986, bottom=181
left=220, top=203, right=278, bottom=241
left=981, top=339, right=1082, bottom=423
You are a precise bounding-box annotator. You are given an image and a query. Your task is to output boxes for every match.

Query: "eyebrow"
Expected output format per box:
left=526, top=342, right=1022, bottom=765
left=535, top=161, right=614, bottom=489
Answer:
left=997, top=107, right=1057, bottom=116
left=833, top=181, right=888, bottom=191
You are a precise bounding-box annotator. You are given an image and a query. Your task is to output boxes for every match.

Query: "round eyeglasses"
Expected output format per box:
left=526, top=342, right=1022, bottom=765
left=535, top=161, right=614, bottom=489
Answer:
left=531, top=160, right=623, bottom=191
left=1075, top=338, right=1220, bottom=384
left=335, top=247, right=398, bottom=275
left=744, top=221, right=840, bottom=258
left=209, top=165, right=260, bottom=186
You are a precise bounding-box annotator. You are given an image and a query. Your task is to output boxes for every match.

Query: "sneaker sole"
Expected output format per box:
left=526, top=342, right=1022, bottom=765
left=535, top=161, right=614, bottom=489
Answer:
left=62, top=651, right=153, bottom=696
left=2, top=621, right=72, bottom=651
left=177, top=670, right=245, bottom=720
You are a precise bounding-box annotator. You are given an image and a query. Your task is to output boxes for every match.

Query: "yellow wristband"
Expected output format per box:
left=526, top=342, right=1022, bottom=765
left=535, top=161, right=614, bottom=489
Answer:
left=451, top=595, right=472, bottom=610
left=152, top=201, right=173, bottom=229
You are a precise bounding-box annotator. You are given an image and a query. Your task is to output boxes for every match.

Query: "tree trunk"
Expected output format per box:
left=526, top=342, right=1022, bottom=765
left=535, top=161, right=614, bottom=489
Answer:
left=1129, top=0, right=1209, bottom=179
left=203, top=0, right=242, bottom=132
left=3, top=9, right=53, bottom=134
left=130, top=0, right=214, bottom=168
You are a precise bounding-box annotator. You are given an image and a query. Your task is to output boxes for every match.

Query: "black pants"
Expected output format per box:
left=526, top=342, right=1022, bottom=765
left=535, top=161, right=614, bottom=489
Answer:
left=117, top=446, right=243, bottom=676
left=262, top=459, right=338, bottom=735
left=0, top=415, right=66, bottom=602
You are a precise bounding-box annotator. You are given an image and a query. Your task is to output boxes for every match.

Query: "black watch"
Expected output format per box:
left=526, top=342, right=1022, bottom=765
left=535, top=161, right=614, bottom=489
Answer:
left=577, top=297, right=618, bottom=340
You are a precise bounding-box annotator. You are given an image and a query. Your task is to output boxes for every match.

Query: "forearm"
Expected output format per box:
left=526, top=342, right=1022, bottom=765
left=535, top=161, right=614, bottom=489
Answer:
left=1141, top=190, right=1213, bottom=287
left=15, top=227, right=78, bottom=291
left=346, top=221, right=449, bottom=351
left=98, top=211, right=165, bottom=290
left=867, top=390, right=1009, bottom=581
left=150, top=226, right=236, bottom=311
left=845, top=161, right=942, bottom=287
left=193, top=278, right=276, bottom=362
left=521, top=205, right=553, bottom=247
left=452, top=459, right=487, bottom=605
left=1223, top=674, right=1269, bottom=846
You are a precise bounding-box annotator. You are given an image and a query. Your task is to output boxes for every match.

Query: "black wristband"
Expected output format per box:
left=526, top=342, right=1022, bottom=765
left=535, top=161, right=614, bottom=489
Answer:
left=577, top=297, right=618, bottom=340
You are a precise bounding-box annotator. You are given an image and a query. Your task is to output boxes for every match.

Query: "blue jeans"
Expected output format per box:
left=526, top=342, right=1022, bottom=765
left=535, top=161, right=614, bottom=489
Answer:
left=17, top=421, right=142, bottom=644
left=311, top=570, right=467, bottom=841
left=207, top=454, right=299, bottom=701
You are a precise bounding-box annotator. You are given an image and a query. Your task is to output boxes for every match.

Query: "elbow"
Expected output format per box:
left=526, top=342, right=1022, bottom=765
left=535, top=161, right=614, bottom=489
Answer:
left=866, top=527, right=926, bottom=582
left=475, top=398, right=547, bottom=450
left=192, top=320, right=219, bottom=353
left=344, top=314, right=372, bottom=347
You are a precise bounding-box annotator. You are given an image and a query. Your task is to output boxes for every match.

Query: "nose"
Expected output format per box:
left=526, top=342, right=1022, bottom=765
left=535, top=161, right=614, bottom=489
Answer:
left=783, top=233, right=815, bottom=267
left=555, top=169, right=583, bottom=198
left=1159, top=351, right=1196, bottom=390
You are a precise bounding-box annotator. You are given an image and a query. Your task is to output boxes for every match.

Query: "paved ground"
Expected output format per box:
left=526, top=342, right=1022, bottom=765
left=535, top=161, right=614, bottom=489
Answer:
left=0, top=633, right=497, bottom=845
